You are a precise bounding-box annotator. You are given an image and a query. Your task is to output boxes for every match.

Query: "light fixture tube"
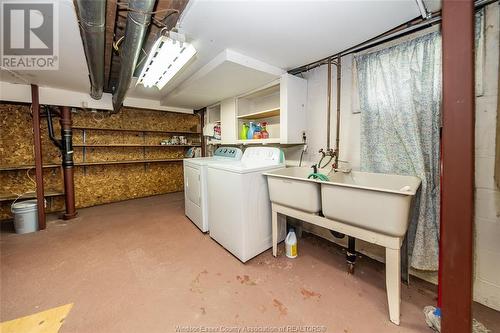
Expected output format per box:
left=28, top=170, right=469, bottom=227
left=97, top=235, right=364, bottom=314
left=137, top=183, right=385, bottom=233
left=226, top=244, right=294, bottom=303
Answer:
left=414, top=0, right=431, bottom=19
left=137, top=35, right=196, bottom=90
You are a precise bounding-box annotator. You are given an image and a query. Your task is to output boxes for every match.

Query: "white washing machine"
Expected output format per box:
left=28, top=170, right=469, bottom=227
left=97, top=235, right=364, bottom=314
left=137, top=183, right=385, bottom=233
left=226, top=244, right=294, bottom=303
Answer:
left=207, top=147, right=287, bottom=262
left=183, top=147, right=242, bottom=232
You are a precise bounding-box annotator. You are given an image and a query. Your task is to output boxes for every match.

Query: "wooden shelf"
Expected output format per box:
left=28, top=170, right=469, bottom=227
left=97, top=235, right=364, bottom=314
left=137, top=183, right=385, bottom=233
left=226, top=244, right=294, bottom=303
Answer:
left=237, top=108, right=280, bottom=120
left=0, top=164, right=60, bottom=171
left=73, top=144, right=200, bottom=148
left=0, top=190, right=64, bottom=202
left=74, top=158, right=184, bottom=167
left=0, top=159, right=186, bottom=171
left=72, top=126, right=200, bottom=135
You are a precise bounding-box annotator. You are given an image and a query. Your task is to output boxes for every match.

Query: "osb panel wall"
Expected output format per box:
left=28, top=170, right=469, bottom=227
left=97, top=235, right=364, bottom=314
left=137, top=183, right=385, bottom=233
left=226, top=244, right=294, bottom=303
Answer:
left=72, top=107, right=199, bottom=131
left=74, top=164, right=183, bottom=208
left=0, top=103, right=200, bottom=221
left=0, top=103, right=62, bottom=166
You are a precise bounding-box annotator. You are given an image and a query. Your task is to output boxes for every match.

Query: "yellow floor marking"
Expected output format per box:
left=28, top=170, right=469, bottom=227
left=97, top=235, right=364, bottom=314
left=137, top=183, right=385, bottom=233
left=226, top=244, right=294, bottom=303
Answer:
left=0, top=303, right=73, bottom=333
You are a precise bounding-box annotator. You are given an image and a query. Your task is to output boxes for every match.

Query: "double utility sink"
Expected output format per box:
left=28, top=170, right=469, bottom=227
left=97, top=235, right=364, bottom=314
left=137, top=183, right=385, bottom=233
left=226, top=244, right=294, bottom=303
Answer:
left=264, top=167, right=421, bottom=237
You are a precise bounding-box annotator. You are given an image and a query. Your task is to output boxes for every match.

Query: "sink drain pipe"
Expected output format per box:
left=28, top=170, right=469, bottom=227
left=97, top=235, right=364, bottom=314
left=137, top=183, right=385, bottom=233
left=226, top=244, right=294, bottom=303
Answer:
left=47, top=106, right=77, bottom=220
left=346, top=236, right=356, bottom=274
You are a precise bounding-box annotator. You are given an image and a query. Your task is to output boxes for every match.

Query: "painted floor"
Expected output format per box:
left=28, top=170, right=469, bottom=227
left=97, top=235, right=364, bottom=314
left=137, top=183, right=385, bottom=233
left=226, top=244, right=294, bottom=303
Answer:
left=1, top=192, right=499, bottom=332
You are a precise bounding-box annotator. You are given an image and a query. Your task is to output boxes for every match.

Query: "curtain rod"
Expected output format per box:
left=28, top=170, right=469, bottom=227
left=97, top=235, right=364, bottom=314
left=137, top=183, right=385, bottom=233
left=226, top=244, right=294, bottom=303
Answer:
left=289, top=0, right=497, bottom=75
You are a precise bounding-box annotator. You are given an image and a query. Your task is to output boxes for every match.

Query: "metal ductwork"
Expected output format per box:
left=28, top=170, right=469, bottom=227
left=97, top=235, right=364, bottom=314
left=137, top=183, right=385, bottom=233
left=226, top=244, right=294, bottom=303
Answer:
left=76, top=0, right=106, bottom=100
left=112, top=0, right=156, bottom=112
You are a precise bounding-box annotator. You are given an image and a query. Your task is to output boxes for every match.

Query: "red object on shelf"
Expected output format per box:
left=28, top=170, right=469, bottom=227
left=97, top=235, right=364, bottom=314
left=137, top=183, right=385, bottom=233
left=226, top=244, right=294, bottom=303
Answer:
left=261, top=122, right=270, bottom=139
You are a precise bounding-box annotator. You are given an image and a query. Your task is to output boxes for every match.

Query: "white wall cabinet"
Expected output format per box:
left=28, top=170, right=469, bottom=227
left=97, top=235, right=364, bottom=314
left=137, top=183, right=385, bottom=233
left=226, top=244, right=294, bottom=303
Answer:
left=235, top=73, right=307, bottom=144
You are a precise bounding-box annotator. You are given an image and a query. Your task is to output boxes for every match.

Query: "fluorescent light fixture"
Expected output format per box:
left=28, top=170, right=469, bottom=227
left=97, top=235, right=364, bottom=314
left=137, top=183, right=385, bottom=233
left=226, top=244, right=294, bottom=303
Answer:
left=137, top=34, right=196, bottom=90
left=414, top=0, right=431, bottom=19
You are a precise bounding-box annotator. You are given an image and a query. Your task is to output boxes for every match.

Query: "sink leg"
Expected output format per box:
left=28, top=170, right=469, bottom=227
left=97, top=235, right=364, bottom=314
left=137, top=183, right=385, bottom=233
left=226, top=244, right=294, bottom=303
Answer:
left=346, top=236, right=356, bottom=274
left=272, top=210, right=278, bottom=257
left=386, top=247, right=401, bottom=325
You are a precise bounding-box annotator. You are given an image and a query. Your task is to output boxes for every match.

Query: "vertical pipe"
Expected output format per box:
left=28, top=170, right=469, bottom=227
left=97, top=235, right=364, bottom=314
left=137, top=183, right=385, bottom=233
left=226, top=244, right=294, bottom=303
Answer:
left=60, top=106, right=77, bottom=220
left=334, top=56, right=341, bottom=168
left=31, top=85, right=46, bottom=230
left=198, top=108, right=206, bottom=157
left=441, top=0, right=474, bottom=332
left=326, top=58, right=332, bottom=150
left=346, top=236, right=356, bottom=274
left=438, top=131, right=443, bottom=307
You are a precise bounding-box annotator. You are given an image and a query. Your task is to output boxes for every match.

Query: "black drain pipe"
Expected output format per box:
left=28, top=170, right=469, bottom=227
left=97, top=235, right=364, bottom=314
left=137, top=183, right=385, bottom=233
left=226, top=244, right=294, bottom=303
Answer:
left=47, top=106, right=62, bottom=149
left=329, top=230, right=357, bottom=274
left=346, top=236, right=356, bottom=274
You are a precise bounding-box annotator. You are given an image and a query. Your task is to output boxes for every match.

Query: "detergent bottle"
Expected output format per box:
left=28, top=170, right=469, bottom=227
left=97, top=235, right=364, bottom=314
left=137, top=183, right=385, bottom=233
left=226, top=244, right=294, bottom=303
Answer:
left=261, top=122, right=269, bottom=139
left=253, top=122, right=262, bottom=139
left=240, top=122, right=249, bottom=140
left=247, top=121, right=256, bottom=140
left=285, top=228, right=298, bottom=258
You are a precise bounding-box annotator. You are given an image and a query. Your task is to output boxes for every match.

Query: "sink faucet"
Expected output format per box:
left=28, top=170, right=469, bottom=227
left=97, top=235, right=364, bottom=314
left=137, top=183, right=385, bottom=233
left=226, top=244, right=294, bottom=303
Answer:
left=318, top=148, right=334, bottom=168
left=311, top=164, right=318, bottom=174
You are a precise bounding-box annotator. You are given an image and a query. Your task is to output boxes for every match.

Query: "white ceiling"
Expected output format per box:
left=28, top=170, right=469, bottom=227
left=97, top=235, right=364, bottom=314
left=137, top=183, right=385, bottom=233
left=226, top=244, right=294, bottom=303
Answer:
left=1, top=0, right=428, bottom=111
left=159, top=49, right=285, bottom=108
left=0, top=0, right=90, bottom=93
left=128, top=0, right=423, bottom=105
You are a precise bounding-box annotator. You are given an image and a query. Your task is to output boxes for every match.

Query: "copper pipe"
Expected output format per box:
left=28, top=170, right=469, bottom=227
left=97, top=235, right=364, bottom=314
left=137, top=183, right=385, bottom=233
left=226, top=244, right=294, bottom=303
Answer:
left=334, top=56, right=341, bottom=169
left=326, top=58, right=332, bottom=151
left=289, top=0, right=494, bottom=76
left=31, top=85, right=46, bottom=230
left=324, top=58, right=341, bottom=168
left=60, top=106, right=77, bottom=220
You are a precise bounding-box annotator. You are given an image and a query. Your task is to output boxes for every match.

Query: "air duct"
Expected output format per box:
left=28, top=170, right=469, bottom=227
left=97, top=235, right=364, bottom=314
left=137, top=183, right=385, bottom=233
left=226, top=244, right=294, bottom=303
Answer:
left=112, top=0, right=156, bottom=112
left=76, top=0, right=106, bottom=100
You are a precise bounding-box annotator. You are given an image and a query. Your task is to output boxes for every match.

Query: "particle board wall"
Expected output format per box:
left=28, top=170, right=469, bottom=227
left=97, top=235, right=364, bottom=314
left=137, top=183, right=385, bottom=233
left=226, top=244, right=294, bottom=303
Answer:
left=0, top=103, right=200, bottom=220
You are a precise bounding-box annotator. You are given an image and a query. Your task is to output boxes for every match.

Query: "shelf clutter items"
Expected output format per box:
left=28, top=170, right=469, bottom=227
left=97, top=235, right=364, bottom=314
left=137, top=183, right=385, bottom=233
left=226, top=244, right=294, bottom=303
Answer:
left=206, top=74, right=307, bottom=145
left=235, top=74, right=306, bottom=144
left=204, top=104, right=222, bottom=145
left=72, top=126, right=202, bottom=165
left=240, top=121, right=270, bottom=140
left=0, top=105, right=201, bottom=220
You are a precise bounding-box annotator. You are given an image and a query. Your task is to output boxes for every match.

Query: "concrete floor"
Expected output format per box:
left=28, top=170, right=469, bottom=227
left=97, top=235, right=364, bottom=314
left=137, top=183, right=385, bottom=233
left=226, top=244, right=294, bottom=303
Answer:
left=1, top=193, right=499, bottom=332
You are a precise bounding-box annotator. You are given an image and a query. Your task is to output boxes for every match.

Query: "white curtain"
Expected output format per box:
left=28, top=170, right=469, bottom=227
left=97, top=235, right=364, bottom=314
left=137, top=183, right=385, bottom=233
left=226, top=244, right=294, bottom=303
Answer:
left=355, top=32, right=442, bottom=270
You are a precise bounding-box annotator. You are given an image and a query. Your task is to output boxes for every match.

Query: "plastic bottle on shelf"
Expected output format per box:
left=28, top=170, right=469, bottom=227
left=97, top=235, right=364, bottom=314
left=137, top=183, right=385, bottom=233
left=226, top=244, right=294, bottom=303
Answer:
left=240, top=122, right=249, bottom=140
left=253, top=122, right=262, bottom=139
left=261, top=122, right=269, bottom=139
left=247, top=121, right=256, bottom=140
